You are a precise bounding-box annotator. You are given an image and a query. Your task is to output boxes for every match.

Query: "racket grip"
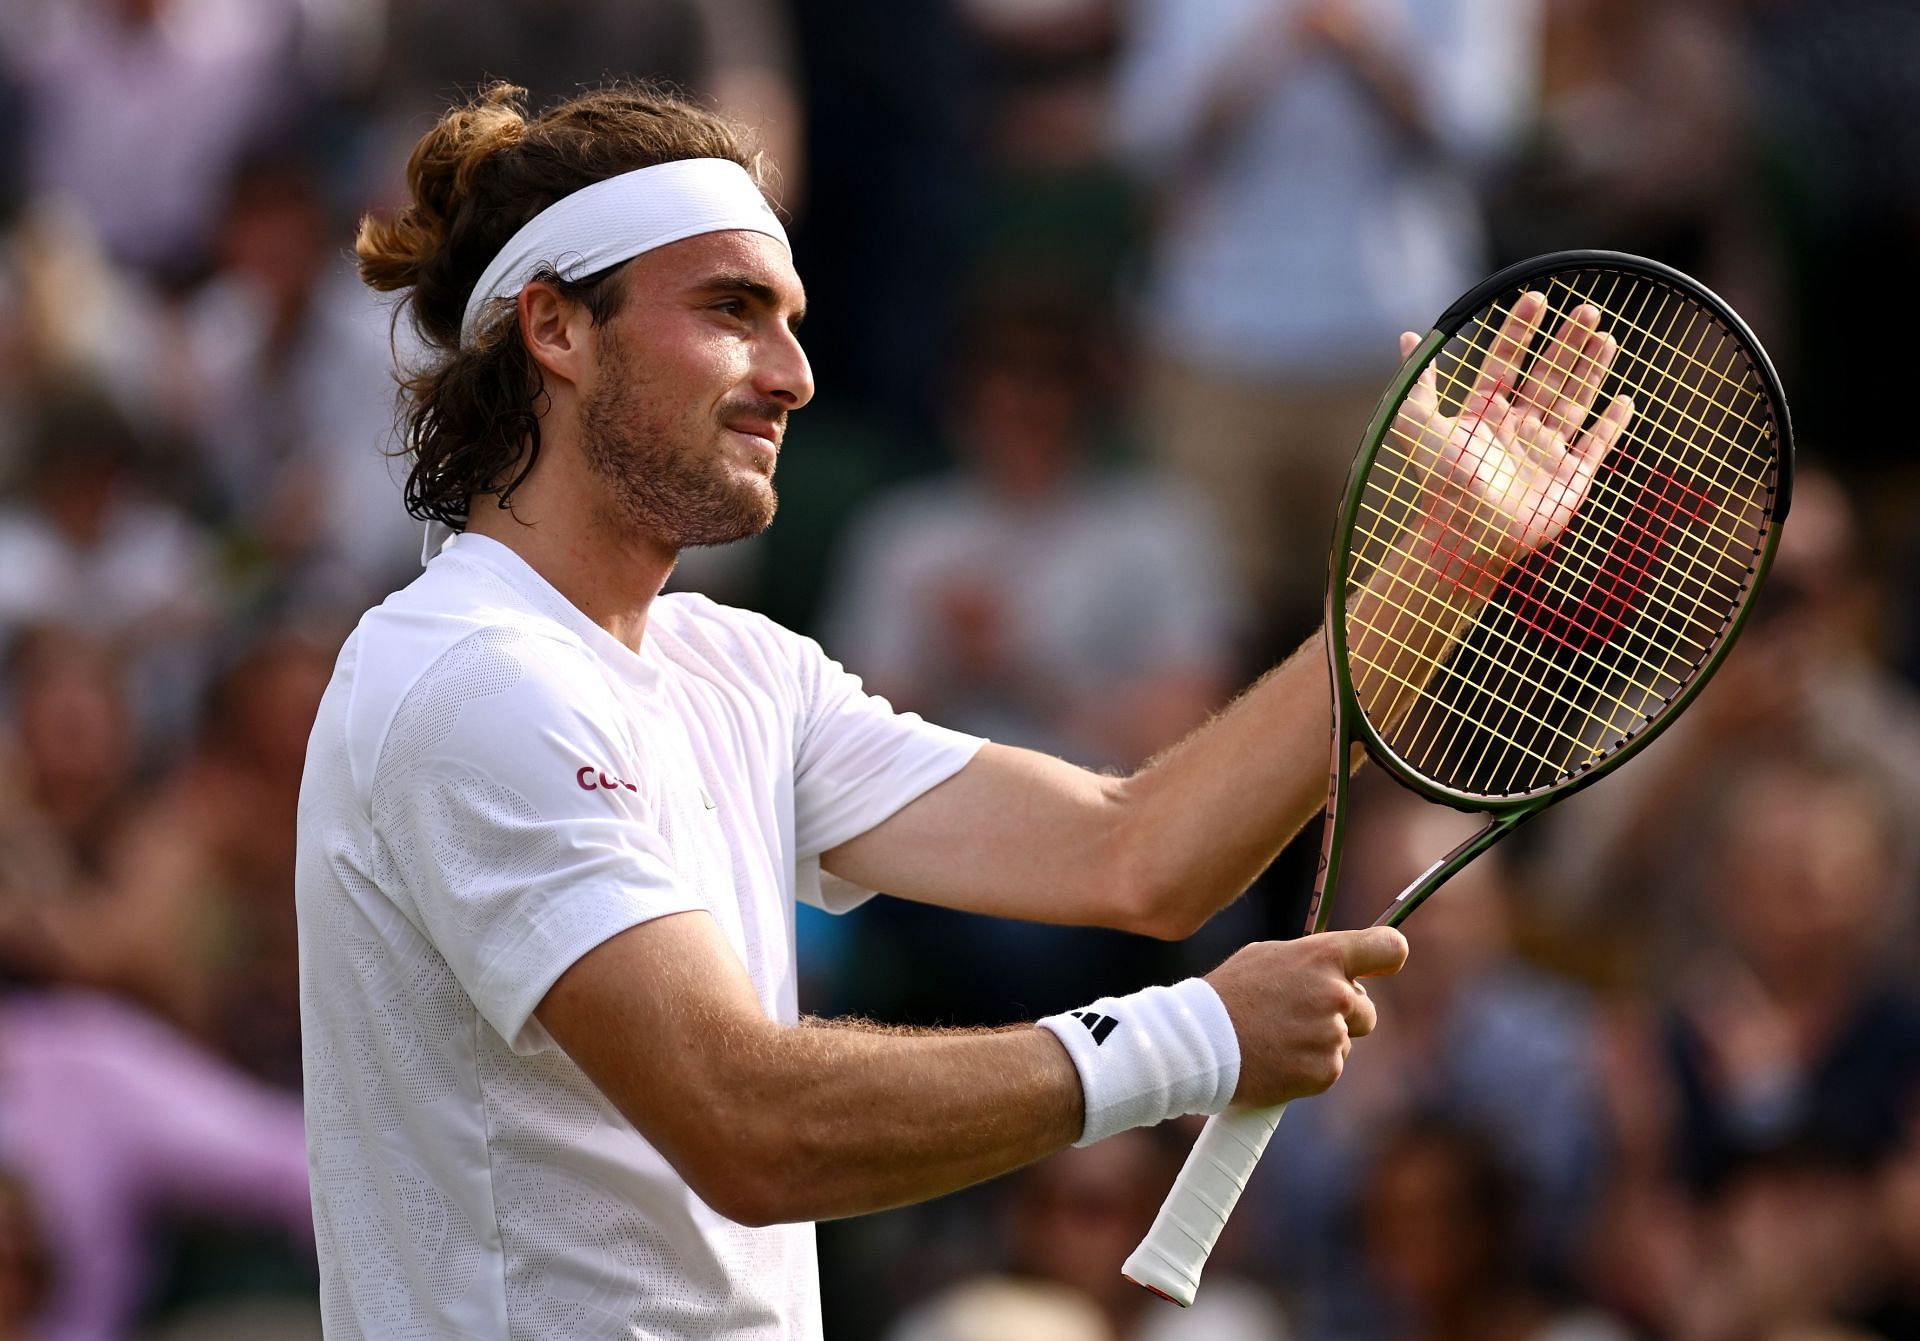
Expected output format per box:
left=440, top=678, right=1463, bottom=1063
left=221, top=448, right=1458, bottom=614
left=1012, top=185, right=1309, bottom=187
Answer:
left=1122, top=1102, right=1288, bottom=1307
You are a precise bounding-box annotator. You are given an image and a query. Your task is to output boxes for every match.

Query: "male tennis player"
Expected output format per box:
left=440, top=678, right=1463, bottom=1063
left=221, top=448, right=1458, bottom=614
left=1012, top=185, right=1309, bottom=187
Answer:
left=295, top=82, right=1594, bottom=1339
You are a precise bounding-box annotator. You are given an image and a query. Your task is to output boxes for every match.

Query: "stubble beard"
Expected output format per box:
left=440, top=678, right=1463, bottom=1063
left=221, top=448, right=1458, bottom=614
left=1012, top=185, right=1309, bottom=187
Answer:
left=577, top=336, right=779, bottom=550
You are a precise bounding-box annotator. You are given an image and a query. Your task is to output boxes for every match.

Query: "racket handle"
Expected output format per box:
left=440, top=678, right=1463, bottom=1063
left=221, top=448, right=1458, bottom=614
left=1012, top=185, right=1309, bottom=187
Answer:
left=1122, top=1102, right=1288, bottom=1306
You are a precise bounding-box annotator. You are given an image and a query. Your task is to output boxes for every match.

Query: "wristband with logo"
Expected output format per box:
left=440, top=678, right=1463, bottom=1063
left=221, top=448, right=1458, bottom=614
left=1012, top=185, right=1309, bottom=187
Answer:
left=1037, top=978, right=1240, bottom=1147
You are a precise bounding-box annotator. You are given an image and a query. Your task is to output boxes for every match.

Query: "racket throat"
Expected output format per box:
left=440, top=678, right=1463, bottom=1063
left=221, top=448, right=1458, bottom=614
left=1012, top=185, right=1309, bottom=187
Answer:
left=1373, top=810, right=1532, bottom=928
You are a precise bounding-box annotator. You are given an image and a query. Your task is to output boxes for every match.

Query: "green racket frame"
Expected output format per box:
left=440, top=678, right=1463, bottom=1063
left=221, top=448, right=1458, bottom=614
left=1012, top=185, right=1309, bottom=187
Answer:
left=1124, top=250, right=1793, bottom=1309
left=1313, top=250, right=1794, bottom=935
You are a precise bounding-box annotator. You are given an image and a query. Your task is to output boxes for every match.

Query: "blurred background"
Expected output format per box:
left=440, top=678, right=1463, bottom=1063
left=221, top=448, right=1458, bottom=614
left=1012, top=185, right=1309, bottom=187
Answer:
left=0, top=0, right=1913, bottom=1337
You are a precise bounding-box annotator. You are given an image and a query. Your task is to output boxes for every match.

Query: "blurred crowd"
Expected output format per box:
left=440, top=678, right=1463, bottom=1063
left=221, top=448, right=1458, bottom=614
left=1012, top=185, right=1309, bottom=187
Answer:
left=0, top=0, right=1913, bottom=1337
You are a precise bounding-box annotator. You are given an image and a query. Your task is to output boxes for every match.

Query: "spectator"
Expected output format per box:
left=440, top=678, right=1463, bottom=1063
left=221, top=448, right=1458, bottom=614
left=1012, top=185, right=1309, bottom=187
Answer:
left=0, top=627, right=137, bottom=876
left=1111, top=0, right=1543, bottom=636
left=887, top=1278, right=1113, bottom=1341
left=1359, top=1120, right=1632, bottom=1341
left=822, top=294, right=1240, bottom=770
left=0, top=385, right=214, bottom=654
left=0, top=989, right=311, bottom=1341
left=1253, top=780, right=1607, bottom=1337
left=378, top=0, right=806, bottom=211
left=817, top=294, right=1241, bottom=1022
left=879, top=1131, right=1288, bottom=1341
left=0, top=626, right=333, bottom=1088
left=0, top=0, right=307, bottom=282
left=1592, top=750, right=1920, bottom=1338
left=1007, top=1133, right=1289, bottom=1341
left=1527, top=469, right=1920, bottom=975
left=170, top=154, right=418, bottom=603
left=1491, top=0, right=1759, bottom=283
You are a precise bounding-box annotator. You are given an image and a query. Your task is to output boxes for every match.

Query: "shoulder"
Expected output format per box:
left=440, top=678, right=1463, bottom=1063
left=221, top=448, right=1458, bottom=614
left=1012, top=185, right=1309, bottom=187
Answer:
left=651, top=593, right=863, bottom=732
left=334, top=567, right=612, bottom=791
left=651, top=591, right=812, bottom=682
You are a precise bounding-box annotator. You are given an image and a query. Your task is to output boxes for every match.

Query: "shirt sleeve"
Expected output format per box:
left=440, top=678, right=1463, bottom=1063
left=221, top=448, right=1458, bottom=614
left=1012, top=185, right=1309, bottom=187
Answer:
left=369, top=628, right=705, bottom=1051
left=785, top=627, right=986, bottom=910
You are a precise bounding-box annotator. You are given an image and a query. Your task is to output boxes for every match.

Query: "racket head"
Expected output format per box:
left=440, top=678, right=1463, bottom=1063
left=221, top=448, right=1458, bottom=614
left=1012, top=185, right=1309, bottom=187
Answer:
left=1328, top=251, right=1792, bottom=821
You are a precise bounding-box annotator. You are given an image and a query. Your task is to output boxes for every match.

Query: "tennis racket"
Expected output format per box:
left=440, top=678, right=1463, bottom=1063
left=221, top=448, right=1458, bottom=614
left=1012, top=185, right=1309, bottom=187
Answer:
left=1122, top=250, right=1793, bottom=1306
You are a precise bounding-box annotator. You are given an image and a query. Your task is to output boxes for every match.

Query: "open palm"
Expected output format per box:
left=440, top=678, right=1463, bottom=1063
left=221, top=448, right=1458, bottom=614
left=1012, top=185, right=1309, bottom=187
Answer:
left=1394, top=291, right=1635, bottom=577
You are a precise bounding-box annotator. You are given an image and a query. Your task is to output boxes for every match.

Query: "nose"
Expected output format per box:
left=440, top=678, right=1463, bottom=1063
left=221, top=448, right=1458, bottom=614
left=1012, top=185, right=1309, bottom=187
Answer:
left=755, top=324, right=814, bottom=410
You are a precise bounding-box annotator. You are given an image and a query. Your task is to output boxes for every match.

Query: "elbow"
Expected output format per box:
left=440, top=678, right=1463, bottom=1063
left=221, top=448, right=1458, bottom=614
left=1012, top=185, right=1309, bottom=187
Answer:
left=681, top=1135, right=807, bottom=1228
left=690, top=1161, right=800, bottom=1229
left=1109, top=847, right=1209, bottom=942
left=1104, top=800, right=1210, bottom=942
left=1131, top=890, right=1210, bottom=943
left=673, top=1100, right=824, bottom=1228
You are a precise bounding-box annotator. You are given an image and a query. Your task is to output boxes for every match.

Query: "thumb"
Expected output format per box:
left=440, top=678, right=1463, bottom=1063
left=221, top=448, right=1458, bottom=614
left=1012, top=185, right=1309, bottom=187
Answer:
left=1399, top=330, right=1419, bottom=362
left=1329, top=926, right=1411, bottom=979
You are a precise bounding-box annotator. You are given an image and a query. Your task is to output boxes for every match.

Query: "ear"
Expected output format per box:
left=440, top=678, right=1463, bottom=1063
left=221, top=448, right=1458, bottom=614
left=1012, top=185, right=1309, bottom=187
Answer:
left=518, top=280, right=593, bottom=388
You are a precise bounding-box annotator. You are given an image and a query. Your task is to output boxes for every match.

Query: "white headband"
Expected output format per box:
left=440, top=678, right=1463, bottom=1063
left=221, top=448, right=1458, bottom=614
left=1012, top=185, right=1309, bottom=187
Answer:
left=458, top=157, right=788, bottom=345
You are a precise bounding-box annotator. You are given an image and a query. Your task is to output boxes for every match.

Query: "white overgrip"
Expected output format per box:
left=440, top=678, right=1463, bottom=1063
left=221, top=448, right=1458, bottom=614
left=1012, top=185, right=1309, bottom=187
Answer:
left=1122, top=1102, right=1288, bottom=1306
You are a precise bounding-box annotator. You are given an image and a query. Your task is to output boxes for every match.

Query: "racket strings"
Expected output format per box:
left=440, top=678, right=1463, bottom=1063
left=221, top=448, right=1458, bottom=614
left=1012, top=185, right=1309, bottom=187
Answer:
left=1397, top=281, right=1772, bottom=606
left=1538, top=275, right=1771, bottom=427
left=1344, top=268, right=1778, bottom=797
left=1354, top=326, right=1747, bottom=746
left=1392, top=281, right=1770, bottom=791
left=1358, top=281, right=1765, bottom=739
left=1390, top=279, right=1763, bottom=640
left=1376, top=304, right=1761, bottom=793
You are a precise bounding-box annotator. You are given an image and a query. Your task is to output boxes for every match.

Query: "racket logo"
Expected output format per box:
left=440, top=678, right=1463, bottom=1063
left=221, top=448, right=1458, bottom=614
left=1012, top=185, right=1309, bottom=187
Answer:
left=1499, top=461, right=1716, bottom=655
left=1070, top=1011, right=1121, bottom=1045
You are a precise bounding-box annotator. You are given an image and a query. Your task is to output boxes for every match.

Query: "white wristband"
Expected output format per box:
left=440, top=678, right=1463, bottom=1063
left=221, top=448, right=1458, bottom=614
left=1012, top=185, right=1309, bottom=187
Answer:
left=1037, top=978, right=1241, bottom=1147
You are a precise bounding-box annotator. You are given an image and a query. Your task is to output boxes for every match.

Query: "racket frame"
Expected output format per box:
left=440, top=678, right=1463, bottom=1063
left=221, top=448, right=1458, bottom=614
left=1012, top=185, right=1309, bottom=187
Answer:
left=1126, top=250, right=1794, bottom=1307
left=1320, top=251, right=1792, bottom=928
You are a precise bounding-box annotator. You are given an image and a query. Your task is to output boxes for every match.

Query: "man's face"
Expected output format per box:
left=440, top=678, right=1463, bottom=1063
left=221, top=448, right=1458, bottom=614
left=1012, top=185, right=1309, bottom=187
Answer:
left=574, top=228, right=811, bottom=549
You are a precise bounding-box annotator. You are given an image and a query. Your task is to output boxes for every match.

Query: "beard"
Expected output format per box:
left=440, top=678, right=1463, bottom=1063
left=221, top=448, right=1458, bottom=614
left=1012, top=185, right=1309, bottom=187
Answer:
left=576, top=334, right=780, bottom=549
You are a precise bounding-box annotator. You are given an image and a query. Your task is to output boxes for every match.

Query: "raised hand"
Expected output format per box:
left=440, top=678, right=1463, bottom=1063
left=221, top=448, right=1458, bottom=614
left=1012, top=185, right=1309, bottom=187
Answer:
left=1393, top=291, right=1635, bottom=580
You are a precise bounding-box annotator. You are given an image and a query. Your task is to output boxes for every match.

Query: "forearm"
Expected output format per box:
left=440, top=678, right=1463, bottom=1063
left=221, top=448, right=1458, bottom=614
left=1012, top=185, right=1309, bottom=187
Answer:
left=1114, top=533, right=1494, bottom=930
left=714, top=1018, right=1080, bottom=1224
left=1114, top=635, right=1335, bottom=930
left=543, top=912, right=1084, bottom=1226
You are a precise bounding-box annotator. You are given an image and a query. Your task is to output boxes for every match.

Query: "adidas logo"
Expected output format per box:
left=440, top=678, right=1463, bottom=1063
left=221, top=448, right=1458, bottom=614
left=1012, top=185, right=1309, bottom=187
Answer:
left=1070, top=1011, right=1120, bottom=1045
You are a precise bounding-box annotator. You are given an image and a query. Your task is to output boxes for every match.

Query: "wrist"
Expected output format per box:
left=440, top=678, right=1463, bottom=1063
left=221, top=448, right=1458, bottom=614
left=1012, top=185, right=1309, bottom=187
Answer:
left=1037, top=978, right=1241, bottom=1147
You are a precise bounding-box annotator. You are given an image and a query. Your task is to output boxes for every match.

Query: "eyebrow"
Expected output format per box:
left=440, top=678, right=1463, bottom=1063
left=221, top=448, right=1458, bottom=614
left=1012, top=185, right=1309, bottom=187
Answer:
left=692, top=273, right=807, bottom=330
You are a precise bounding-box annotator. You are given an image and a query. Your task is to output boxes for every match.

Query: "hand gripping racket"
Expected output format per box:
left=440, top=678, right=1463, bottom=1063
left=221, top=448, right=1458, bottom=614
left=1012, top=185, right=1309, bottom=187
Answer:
left=1123, top=251, right=1793, bottom=1305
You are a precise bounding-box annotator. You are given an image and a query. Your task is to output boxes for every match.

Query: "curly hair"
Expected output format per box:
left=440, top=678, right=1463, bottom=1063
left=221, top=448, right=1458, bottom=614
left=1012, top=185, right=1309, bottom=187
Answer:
left=356, top=81, right=772, bottom=528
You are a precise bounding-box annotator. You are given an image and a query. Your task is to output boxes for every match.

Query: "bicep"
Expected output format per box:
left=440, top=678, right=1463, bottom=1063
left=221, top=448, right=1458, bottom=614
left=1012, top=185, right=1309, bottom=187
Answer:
left=536, top=909, right=773, bottom=1201
left=819, top=742, right=1140, bottom=929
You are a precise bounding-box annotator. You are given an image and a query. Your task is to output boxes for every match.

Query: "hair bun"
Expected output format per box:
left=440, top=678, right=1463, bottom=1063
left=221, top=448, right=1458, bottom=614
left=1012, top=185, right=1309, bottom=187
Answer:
left=356, top=82, right=529, bottom=297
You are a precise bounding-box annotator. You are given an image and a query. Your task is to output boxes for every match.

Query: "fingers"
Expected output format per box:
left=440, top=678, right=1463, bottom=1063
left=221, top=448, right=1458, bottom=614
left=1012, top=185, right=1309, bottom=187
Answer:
left=1346, top=979, right=1379, bottom=1039
left=1327, top=925, right=1410, bottom=979
left=1570, top=393, right=1634, bottom=475
left=1396, top=365, right=1440, bottom=447
left=1516, top=303, right=1599, bottom=432
left=1553, top=328, right=1620, bottom=439
left=1399, top=330, right=1419, bottom=362
left=1469, top=290, right=1546, bottom=409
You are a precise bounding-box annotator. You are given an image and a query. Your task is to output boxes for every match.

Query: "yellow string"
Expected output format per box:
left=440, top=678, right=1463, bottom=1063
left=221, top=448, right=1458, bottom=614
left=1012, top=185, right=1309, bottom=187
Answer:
left=1341, top=268, right=1779, bottom=794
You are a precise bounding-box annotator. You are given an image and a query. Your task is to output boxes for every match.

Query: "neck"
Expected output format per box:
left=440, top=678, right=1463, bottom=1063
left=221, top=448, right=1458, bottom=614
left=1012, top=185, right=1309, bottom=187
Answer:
left=463, top=423, right=677, bottom=653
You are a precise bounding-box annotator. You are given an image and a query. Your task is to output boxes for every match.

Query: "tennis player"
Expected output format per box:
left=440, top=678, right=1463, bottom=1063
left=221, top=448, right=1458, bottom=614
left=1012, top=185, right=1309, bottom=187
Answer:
left=298, top=83, right=1423, bottom=1339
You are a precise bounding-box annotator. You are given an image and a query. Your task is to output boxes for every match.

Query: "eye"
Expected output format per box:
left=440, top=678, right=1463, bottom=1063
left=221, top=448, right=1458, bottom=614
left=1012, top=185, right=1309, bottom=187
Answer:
left=710, top=298, right=748, bottom=319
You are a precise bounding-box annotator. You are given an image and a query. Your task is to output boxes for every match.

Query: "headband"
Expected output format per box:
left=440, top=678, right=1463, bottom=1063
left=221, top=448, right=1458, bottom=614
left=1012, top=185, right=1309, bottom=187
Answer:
left=458, top=157, right=788, bottom=345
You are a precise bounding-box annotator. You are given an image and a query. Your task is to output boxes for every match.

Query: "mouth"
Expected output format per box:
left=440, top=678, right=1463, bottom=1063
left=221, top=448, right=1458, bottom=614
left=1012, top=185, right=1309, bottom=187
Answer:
left=724, top=420, right=782, bottom=461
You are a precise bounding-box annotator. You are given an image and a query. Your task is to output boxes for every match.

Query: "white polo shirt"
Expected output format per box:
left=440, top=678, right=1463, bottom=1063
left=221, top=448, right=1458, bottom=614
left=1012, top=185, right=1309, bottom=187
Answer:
left=296, top=532, right=984, bottom=1339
